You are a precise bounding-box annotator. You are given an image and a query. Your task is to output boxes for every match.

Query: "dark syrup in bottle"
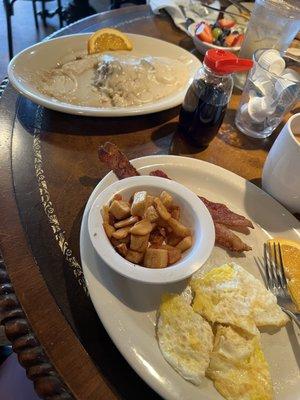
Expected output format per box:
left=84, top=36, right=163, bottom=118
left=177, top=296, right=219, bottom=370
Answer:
left=179, top=80, right=228, bottom=148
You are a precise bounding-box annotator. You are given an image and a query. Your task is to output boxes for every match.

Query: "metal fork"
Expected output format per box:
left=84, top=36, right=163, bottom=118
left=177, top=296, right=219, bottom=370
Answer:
left=264, top=242, right=300, bottom=328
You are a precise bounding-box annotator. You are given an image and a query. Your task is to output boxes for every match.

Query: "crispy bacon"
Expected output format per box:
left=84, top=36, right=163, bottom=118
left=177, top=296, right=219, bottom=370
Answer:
left=98, top=144, right=253, bottom=253
left=98, top=142, right=139, bottom=180
left=214, top=222, right=252, bottom=252
left=149, top=170, right=170, bottom=179
left=150, top=170, right=253, bottom=230
left=199, top=197, right=254, bottom=229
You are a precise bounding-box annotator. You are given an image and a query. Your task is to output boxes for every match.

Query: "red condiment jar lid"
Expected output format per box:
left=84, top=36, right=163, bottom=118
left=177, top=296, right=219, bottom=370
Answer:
left=204, top=49, right=253, bottom=75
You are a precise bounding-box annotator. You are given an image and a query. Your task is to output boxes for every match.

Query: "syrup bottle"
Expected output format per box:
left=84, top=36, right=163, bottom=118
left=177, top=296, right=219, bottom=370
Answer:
left=178, top=49, right=253, bottom=148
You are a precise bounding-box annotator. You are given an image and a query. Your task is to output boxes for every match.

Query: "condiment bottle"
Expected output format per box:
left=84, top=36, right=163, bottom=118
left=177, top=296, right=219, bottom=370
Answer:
left=178, top=49, right=253, bottom=148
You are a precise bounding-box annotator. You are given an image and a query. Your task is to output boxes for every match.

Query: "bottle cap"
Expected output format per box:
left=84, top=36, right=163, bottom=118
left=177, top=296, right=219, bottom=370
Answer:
left=204, top=49, right=253, bottom=75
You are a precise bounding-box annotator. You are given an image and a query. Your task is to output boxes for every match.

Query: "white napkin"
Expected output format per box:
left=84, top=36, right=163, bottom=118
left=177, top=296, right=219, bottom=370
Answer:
left=149, top=0, right=214, bottom=35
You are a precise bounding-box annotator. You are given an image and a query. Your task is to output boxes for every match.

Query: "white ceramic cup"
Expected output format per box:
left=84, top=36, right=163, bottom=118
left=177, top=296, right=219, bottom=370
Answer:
left=262, top=113, right=300, bottom=213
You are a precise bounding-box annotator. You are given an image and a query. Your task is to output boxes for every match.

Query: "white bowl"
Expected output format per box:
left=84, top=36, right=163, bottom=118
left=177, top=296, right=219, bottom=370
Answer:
left=88, top=176, right=215, bottom=284
left=188, top=22, right=241, bottom=55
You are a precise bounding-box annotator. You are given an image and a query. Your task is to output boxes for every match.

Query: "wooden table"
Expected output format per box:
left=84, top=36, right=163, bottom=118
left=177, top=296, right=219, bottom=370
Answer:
left=0, top=5, right=298, bottom=400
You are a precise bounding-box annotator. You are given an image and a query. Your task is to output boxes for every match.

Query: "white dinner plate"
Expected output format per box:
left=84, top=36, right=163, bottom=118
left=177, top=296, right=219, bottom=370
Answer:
left=8, top=33, right=200, bottom=117
left=80, top=155, right=300, bottom=400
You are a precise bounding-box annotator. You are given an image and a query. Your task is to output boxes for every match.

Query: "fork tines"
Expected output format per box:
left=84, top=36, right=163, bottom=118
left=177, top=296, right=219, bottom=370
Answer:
left=264, top=242, right=288, bottom=293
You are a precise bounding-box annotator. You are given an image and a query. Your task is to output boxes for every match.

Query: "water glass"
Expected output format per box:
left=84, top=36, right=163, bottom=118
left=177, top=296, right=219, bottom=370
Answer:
left=235, top=49, right=300, bottom=139
left=235, top=0, right=300, bottom=89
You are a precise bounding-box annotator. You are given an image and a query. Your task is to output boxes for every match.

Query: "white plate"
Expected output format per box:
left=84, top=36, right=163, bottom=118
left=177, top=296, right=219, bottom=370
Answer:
left=80, top=155, right=300, bottom=400
left=8, top=33, right=201, bottom=117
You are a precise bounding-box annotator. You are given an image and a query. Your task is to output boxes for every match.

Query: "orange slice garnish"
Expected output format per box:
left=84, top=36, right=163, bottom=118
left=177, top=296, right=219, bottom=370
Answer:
left=87, top=28, right=133, bottom=55
left=268, top=238, right=300, bottom=311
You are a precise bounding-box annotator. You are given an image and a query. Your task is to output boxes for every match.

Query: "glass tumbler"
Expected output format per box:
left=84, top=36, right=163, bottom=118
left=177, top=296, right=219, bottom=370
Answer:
left=235, top=49, right=300, bottom=139
left=235, top=0, right=300, bottom=89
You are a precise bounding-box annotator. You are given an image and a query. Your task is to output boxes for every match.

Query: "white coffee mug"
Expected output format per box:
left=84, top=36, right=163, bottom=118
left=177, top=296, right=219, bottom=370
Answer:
left=262, top=113, right=300, bottom=213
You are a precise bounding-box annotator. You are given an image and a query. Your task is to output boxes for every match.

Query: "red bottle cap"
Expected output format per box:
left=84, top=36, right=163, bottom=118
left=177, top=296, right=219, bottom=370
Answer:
left=204, top=49, right=253, bottom=75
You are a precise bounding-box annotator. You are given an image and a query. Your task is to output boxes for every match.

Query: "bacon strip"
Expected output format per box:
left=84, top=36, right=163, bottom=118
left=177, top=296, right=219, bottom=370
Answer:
left=150, top=170, right=253, bottom=229
left=149, top=170, right=170, bottom=179
left=199, top=197, right=254, bottom=229
left=214, top=223, right=252, bottom=252
left=98, top=142, right=139, bottom=180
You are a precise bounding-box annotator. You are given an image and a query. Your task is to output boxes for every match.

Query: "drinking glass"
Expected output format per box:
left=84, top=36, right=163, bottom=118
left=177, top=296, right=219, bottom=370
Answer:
left=235, top=0, right=300, bottom=88
left=235, top=49, right=300, bottom=139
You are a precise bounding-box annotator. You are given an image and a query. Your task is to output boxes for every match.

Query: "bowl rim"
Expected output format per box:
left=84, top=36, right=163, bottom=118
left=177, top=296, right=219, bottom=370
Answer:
left=87, top=176, right=215, bottom=284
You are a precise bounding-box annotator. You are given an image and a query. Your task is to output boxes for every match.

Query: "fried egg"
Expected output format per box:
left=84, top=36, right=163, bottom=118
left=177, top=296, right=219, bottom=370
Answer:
left=207, top=325, right=273, bottom=400
left=157, top=293, right=213, bottom=385
left=191, top=262, right=288, bottom=336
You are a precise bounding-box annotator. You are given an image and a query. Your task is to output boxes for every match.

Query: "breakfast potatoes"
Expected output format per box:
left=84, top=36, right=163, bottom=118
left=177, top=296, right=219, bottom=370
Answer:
left=102, top=190, right=193, bottom=268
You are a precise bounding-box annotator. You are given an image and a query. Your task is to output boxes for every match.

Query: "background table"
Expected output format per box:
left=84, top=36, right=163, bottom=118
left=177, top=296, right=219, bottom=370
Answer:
left=0, top=5, right=298, bottom=400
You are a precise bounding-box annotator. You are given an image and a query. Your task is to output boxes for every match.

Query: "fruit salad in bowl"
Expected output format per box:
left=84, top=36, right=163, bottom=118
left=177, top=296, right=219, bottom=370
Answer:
left=189, top=19, right=245, bottom=55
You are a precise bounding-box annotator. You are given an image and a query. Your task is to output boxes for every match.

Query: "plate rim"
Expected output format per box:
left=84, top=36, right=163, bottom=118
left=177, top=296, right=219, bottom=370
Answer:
left=80, top=155, right=300, bottom=400
left=8, top=33, right=201, bottom=117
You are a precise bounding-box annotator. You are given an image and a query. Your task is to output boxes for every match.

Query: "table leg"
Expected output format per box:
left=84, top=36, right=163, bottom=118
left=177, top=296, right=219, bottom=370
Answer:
left=57, top=0, right=63, bottom=28
left=41, top=0, right=47, bottom=27
left=31, top=0, right=39, bottom=30
left=4, top=0, right=14, bottom=59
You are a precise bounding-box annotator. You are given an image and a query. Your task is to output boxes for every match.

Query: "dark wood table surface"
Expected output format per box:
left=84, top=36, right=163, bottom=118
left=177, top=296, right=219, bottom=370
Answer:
left=0, top=4, right=299, bottom=400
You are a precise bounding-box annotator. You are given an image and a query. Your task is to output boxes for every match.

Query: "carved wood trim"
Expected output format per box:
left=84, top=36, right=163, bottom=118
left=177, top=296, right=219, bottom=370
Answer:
left=0, top=254, right=74, bottom=400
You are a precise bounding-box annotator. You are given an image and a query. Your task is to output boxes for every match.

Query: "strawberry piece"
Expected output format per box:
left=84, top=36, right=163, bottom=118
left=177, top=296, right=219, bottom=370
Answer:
left=232, top=34, right=244, bottom=47
left=218, top=19, right=236, bottom=29
left=225, top=33, right=238, bottom=47
left=196, top=22, right=213, bottom=44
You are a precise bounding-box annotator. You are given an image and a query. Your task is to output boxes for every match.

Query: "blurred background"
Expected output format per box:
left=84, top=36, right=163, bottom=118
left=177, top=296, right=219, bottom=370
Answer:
left=0, top=0, right=146, bottom=81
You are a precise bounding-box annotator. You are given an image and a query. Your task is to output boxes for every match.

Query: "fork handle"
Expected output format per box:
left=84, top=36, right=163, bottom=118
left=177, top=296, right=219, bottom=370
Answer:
left=282, top=308, right=300, bottom=329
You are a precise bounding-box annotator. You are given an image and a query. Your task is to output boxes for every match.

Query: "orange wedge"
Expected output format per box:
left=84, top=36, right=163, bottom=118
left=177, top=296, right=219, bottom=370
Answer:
left=268, top=238, right=300, bottom=311
left=87, top=28, right=133, bottom=55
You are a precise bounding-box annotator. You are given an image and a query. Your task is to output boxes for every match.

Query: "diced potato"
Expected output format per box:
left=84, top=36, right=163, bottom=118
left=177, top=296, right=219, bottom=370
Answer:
left=131, top=191, right=147, bottom=217
left=110, top=236, right=130, bottom=247
left=154, top=198, right=171, bottom=221
left=126, top=250, right=144, bottom=264
left=101, top=205, right=110, bottom=224
left=114, top=216, right=138, bottom=229
left=109, top=200, right=131, bottom=220
left=166, top=232, right=182, bottom=247
left=103, top=223, right=115, bottom=239
left=112, top=226, right=131, bottom=240
left=144, top=248, right=168, bottom=269
left=176, top=236, right=192, bottom=252
left=115, top=243, right=128, bottom=257
left=149, top=230, right=165, bottom=246
left=130, top=219, right=154, bottom=236
left=170, top=206, right=180, bottom=221
left=167, top=218, right=191, bottom=237
left=130, top=233, right=149, bottom=252
left=160, top=191, right=173, bottom=207
left=146, top=195, right=155, bottom=208
left=144, top=205, right=159, bottom=222
left=108, top=213, right=116, bottom=226
left=157, top=217, right=169, bottom=229
left=167, top=247, right=182, bottom=265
